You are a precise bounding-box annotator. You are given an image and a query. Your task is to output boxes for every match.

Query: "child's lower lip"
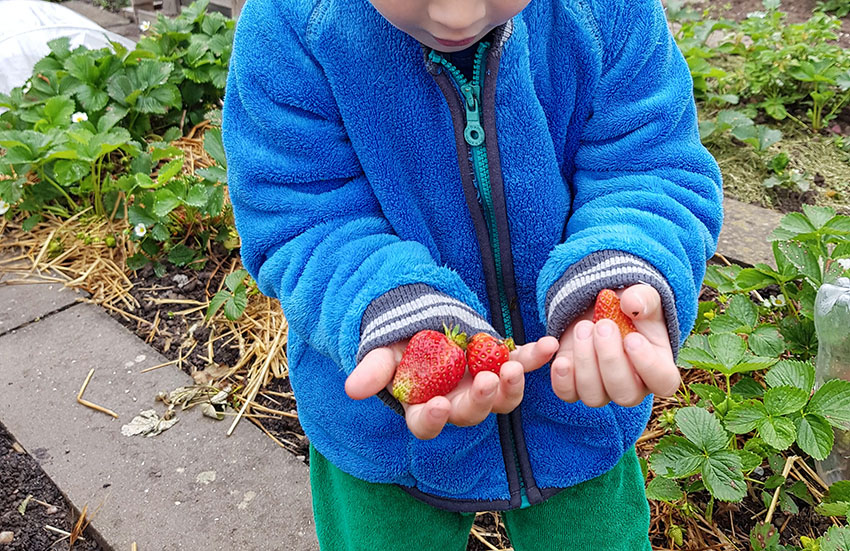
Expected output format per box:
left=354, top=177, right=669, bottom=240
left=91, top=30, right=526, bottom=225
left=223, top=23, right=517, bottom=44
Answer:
left=434, top=36, right=476, bottom=47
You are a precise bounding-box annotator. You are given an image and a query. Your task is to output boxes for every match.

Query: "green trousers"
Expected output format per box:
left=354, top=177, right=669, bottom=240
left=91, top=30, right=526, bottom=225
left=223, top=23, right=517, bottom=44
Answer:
left=310, top=445, right=651, bottom=551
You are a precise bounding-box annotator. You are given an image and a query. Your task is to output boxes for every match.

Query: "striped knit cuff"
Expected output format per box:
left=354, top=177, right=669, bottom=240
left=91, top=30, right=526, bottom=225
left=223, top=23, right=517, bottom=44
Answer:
left=356, top=283, right=497, bottom=365
left=544, top=251, right=680, bottom=357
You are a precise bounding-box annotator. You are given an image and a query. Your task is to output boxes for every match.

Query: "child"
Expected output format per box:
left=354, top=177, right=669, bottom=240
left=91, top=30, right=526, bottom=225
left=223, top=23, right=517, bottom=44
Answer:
left=222, top=0, right=723, bottom=548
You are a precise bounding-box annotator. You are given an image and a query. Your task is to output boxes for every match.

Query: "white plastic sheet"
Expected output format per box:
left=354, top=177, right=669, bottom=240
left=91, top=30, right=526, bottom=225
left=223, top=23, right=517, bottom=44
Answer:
left=0, top=0, right=137, bottom=93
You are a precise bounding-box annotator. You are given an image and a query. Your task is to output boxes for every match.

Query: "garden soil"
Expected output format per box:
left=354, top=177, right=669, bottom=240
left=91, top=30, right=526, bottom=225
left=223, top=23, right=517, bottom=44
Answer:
left=0, top=421, right=105, bottom=551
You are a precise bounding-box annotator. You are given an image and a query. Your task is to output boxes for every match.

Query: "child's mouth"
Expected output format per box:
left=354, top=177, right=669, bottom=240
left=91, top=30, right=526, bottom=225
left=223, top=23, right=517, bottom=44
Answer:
left=433, top=36, right=476, bottom=47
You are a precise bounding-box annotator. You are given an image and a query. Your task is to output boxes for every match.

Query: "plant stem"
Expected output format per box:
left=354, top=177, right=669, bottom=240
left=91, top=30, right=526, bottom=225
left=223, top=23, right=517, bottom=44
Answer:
left=724, top=374, right=732, bottom=398
left=39, top=169, right=79, bottom=211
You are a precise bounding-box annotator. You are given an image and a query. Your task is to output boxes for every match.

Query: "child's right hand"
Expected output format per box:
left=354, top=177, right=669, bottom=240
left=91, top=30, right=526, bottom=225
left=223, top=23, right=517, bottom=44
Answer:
left=345, top=337, right=559, bottom=440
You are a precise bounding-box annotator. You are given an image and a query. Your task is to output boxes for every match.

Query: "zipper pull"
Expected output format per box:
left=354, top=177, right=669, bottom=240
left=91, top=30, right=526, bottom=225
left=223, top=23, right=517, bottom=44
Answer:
left=462, top=84, right=485, bottom=146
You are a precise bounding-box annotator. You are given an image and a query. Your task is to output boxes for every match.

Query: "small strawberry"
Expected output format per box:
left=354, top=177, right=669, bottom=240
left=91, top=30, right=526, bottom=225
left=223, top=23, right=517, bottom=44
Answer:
left=592, top=289, right=637, bottom=337
left=392, top=325, right=468, bottom=404
left=466, top=333, right=516, bottom=377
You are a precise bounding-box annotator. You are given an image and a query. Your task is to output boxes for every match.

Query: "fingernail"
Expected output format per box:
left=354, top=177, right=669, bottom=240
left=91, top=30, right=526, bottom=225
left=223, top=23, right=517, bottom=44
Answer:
left=555, top=363, right=570, bottom=377
left=484, top=385, right=498, bottom=398
left=430, top=407, right=446, bottom=420
left=625, top=334, right=643, bottom=352
left=507, top=375, right=521, bottom=385
left=596, top=321, right=613, bottom=337
left=576, top=323, right=593, bottom=340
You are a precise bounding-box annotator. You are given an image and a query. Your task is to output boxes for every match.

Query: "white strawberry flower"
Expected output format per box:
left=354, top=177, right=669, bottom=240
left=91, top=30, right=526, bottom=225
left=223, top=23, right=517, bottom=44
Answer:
left=139, top=20, right=151, bottom=32
left=21, top=81, right=31, bottom=94
left=133, top=223, right=147, bottom=238
left=838, top=258, right=850, bottom=271
left=770, top=294, right=787, bottom=307
left=71, top=112, right=88, bottom=123
left=0, top=199, right=10, bottom=215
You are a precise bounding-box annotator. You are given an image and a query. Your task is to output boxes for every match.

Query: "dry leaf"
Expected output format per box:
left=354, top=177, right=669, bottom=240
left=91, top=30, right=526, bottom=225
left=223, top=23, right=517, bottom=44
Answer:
left=121, top=410, right=179, bottom=437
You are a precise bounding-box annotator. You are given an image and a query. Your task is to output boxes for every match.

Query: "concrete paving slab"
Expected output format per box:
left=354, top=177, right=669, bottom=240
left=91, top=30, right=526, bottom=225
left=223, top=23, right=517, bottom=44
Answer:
left=0, top=272, right=82, bottom=335
left=717, top=197, right=784, bottom=267
left=0, top=303, right=318, bottom=551
left=63, top=0, right=135, bottom=29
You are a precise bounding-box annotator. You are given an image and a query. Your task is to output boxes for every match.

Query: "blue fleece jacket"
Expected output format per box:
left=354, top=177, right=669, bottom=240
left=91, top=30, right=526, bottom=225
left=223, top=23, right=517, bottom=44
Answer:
left=222, top=0, right=723, bottom=511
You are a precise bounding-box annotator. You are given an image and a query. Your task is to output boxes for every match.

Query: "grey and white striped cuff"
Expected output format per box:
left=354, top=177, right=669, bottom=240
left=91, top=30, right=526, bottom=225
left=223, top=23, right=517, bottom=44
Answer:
left=544, top=251, right=680, bottom=357
left=356, top=283, right=497, bottom=365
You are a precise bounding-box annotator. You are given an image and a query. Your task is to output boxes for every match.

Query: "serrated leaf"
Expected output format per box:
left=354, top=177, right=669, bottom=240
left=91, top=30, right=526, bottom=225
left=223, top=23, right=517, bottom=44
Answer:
left=710, top=314, right=748, bottom=334
left=795, top=413, right=834, bottom=460
left=748, top=326, right=784, bottom=357
left=678, top=346, right=723, bottom=371
left=735, top=268, right=777, bottom=291
left=646, top=477, right=684, bottom=502
left=733, top=449, right=763, bottom=472
left=702, top=451, right=746, bottom=502
left=224, top=269, right=249, bottom=291
left=709, top=333, right=747, bottom=373
left=820, top=525, right=850, bottom=551
left=808, top=379, right=850, bottom=429
left=203, top=127, right=226, bottom=167
left=156, top=158, right=184, bottom=185
left=764, top=474, right=786, bottom=490
left=205, top=290, right=230, bottom=320
left=725, top=400, right=767, bottom=433
left=731, top=376, right=765, bottom=399
left=650, top=435, right=705, bottom=478
left=731, top=355, right=777, bottom=374
left=757, top=416, right=797, bottom=450
left=689, top=383, right=727, bottom=406
left=802, top=204, right=836, bottom=229
left=825, top=481, right=850, bottom=503
left=223, top=286, right=247, bottom=320
left=778, top=240, right=822, bottom=286
left=167, top=244, right=196, bottom=266
left=815, top=501, right=850, bottom=517
left=152, top=189, right=181, bottom=217
left=727, top=295, right=758, bottom=328
left=764, top=387, right=809, bottom=416
left=765, top=360, right=815, bottom=393
left=676, top=407, right=728, bottom=453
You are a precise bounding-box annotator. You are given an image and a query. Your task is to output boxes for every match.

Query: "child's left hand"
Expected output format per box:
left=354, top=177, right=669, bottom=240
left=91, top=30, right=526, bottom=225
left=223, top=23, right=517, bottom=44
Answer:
left=549, top=284, right=681, bottom=408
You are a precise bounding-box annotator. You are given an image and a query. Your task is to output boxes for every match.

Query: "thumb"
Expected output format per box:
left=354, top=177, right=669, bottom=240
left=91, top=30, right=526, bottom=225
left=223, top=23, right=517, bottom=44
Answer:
left=619, top=284, right=663, bottom=325
left=345, top=346, right=398, bottom=400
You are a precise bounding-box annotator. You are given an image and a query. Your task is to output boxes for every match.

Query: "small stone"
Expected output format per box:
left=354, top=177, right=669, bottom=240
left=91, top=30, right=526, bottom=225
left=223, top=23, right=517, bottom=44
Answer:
left=0, top=531, right=14, bottom=544
left=45, top=506, right=59, bottom=515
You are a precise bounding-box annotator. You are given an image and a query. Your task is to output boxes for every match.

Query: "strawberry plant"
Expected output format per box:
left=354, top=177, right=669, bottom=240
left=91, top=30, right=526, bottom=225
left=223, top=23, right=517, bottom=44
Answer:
left=649, top=206, right=850, bottom=512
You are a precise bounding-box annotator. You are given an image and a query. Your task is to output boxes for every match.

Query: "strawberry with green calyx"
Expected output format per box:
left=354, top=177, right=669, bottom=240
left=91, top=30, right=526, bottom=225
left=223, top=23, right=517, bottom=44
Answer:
left=466, top=333, right=516, bottom=377
left=592, top=289, right=637, bottom=337
left=391, top=324, right=468, bottom=404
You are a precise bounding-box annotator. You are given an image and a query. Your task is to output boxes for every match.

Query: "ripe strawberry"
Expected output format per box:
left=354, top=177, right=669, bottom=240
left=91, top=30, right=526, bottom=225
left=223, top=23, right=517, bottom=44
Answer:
left=392, top=325, right=468, bottom=404
left=466, top=333, right=516, bottom=377
left=592, top=289, right=637, bottom=337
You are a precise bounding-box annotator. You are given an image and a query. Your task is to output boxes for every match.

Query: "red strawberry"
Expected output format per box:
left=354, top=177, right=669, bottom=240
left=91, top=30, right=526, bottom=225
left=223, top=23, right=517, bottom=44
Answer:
left=466, top=333, right=516, bottom=377
left=592, top=289, right=637, bottom=337
left=392, top=325, right=468, bottom=404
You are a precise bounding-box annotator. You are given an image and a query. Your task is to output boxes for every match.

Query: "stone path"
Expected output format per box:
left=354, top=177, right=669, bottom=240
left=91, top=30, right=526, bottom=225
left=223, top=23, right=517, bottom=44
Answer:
left=0, top=278, right=318, bottom=550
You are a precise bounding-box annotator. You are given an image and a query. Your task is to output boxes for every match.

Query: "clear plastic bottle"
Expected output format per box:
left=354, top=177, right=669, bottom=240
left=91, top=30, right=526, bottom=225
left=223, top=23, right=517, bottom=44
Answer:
left=814, top=277, right=850, bottom=486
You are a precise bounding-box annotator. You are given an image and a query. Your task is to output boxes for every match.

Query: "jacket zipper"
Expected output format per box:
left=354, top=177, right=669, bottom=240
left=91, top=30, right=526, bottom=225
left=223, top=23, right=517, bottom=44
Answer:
left=429, top=44, right=530, bottom=508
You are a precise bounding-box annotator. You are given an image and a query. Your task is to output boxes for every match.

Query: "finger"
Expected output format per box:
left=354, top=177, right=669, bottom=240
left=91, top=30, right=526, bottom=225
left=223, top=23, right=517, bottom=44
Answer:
left=620, top=284, right=663, bottom=326
left=492, top=361, right=525, bottom=414
left=510, top=336, right=560, bottom=373
left=572, top=320, right=609, bottom=408
left=550, top=354, right=578, bottom=403
left=594, top=319, right=647, bottom=407
left=624, top=332, right=681, bottom=397
left=345, top=347, right=397, bottom=400
left=405, top=396, right=451, bottom=440
left=449, top=370, right=500, bottom=426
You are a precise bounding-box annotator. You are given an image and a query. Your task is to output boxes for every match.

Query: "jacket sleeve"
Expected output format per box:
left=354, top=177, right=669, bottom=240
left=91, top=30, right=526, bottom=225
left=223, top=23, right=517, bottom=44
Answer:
left=536, top=0, right=724, bottom=355
left=222, top=2, right=496, bottom=375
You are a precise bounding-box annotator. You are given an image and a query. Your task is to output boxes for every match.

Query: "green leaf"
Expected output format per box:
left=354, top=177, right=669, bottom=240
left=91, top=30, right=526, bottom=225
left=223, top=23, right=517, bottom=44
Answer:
left=757, top=416, right=797, bottom=450
left=205, top=289, right=230, bottom=320
left=820, top=525, right=850, bottom=551
left=825, top=481, right=850, bottom=504
left=748, top=326, right=784, bottom=357
left=765, top=360, right=815, bottom=393
left=185, top=184, right=211, bottom=208
left=195, top=165, right=227, bottom=184
left=735, top=268, right=777, bottom=291
left=203, top=127, right=226, bottom=167
left=223, top=285, right=248, bottom=320
left=22, top=214, right=42, bottom=232
left=733, top=449, right=763, bottom=472
left=764, top=474, right=786, bottom=490
left=731, top=124, right=782, bottom=151
left=689, top=383, right=727, bottom=406
left=725, top=400, right=768, bottom=433
left=156, top=158, right=184, bottom=185
left=224, top=269, right=249, bottom=292
left=778, top=240, right=822, bottom=286
left=704, top=264, right=741, bottom=293
left=731, top=355, right=777, bottom=374
left=152, top=189, right=181, bottom=217
left=764, top=387, right=809, bottom=416
left=649, top=435, right=705, bottom=478
left=702, top=451, right=747, bottom=502
left=779, top=317, right=817, bottom=357
left=126, top=253, right=149, bottom=271
left=731, top=376, right=765, bottom=399
left=795, top=413, right=834, bottom=460
left=167, top=244, right=196, bottom=266
left=710, top=313, right=748, bottom=334
left=709, top=333, right=747, bottom=374
left=802, top=204, right=836, bottom=229
left=815, top=501, right=850, bottom=517
left=53, top=160, right=90, bottom=186
left=676, top=406, right=728, bottom=453
left=808, top=379, right=850, bottom=429
left=646, top=477, right=684, bottom=502
left=770, top=212, right=817, bottom=242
